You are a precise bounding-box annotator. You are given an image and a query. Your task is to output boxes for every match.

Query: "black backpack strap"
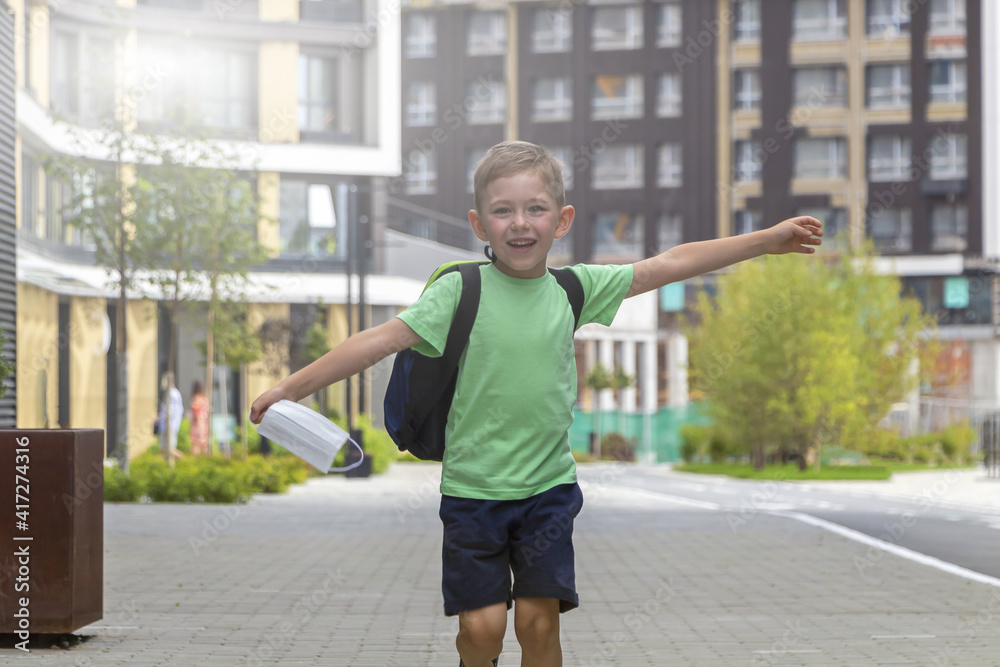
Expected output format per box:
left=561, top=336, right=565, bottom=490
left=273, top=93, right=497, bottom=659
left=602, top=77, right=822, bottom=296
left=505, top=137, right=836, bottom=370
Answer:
left=444, top=263, right=482, bottom=365
left=403, top=263, right=481, bottom=425
left=549, top=267, right=585, bottom=329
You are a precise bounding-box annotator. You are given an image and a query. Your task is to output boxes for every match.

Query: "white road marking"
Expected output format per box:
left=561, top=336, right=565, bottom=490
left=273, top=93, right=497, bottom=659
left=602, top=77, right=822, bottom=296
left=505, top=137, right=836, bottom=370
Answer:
left=772, top=510, right=1000, bottom=590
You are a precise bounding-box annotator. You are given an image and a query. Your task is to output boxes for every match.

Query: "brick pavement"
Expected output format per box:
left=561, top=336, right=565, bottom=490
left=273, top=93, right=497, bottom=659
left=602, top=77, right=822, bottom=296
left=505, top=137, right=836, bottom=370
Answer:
left=4, top=462, right=1000, bottom=666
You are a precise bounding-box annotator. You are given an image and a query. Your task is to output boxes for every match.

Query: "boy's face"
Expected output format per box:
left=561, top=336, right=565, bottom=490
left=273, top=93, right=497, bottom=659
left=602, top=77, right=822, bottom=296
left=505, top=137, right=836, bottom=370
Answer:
left=468, top=171, right=574, bottom=279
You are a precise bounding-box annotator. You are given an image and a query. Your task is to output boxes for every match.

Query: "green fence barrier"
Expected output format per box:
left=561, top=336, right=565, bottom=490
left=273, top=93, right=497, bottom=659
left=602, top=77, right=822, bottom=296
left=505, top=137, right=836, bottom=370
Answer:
left=569, top=403, right=712, bottom=463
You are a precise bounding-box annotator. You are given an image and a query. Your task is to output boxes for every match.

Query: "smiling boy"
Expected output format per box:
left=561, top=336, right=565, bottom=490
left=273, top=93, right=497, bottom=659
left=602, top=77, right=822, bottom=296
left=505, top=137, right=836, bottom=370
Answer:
left=250, top=141, right=822, bottom=666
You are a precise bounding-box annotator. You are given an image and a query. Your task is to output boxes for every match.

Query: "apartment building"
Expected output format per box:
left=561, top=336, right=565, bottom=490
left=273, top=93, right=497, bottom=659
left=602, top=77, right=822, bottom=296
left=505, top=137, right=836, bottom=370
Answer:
left=1, top=2, right=15, bottom=428
left=10, top=0, right=410, bottom=454
left=394, top=0, right=999, bottom=413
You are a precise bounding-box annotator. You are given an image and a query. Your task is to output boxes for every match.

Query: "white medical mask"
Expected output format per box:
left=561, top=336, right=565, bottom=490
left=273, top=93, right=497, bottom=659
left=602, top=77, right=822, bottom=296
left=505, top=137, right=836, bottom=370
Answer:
left=254, top=400, right=364, bottom=473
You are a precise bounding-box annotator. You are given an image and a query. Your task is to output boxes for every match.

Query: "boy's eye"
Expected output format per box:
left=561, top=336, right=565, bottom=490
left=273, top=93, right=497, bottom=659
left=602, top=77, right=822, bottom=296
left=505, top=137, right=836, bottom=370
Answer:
left=493, top=207, right=511, bottom=215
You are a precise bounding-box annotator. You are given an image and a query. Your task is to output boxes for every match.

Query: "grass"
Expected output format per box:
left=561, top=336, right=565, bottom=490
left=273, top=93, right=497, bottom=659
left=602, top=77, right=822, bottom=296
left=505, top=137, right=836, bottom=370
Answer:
left=880, top=462, right=977, bottom=472
left=673, top=463, right=893, bottom=481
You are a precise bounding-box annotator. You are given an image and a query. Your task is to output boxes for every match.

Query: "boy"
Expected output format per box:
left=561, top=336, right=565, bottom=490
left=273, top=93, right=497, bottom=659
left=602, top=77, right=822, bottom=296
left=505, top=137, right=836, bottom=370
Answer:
left=249, top=141, right=823, bottom=666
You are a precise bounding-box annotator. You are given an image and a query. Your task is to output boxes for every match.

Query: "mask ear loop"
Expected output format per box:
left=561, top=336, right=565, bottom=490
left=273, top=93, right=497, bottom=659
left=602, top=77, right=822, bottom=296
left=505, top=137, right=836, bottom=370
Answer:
left=484, top=245, right=498, bottom=263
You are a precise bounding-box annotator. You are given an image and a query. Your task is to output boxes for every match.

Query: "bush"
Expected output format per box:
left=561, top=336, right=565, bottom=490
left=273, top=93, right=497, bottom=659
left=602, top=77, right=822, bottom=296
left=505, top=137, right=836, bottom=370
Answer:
left=679, top=424, right=710, bottom=463
left=709, top=435, right=728, bottom=464
left=103, top=452, right=311, bottom=503
left=103, top=462, right=144, bottom=502
left=600, top=432, right=634, bottom=461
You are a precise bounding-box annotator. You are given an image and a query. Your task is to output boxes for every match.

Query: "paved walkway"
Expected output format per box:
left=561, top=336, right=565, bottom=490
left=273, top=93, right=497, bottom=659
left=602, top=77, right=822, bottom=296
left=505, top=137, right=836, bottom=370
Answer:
left=5, top=463, right=1000, bottom=666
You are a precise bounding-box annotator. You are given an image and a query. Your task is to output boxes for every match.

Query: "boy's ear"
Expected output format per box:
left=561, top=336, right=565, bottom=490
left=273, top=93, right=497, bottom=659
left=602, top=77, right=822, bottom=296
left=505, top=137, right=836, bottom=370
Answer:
left=554, top=205, right=575, bottom=239
left=469, top=209, right=489, bottom=242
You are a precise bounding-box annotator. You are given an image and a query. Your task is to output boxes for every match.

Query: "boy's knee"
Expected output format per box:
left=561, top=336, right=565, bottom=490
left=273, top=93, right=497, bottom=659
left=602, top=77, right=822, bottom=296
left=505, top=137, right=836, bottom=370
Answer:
left=514, top=610, right=558, bottom=648
left=458, top=609, right=506, bottom=655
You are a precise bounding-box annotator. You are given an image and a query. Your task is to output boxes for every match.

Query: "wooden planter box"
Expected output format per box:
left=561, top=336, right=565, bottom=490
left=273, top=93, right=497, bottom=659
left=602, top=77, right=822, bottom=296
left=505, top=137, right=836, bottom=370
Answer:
left=0, top=429, right=104, bottom=634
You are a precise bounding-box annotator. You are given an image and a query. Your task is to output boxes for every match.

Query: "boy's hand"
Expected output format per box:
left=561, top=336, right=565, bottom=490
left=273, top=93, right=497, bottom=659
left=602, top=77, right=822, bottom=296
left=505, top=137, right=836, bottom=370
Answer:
left=249, top=386, right=296, bottom=425
left=764, top=216, right=823, bottom=255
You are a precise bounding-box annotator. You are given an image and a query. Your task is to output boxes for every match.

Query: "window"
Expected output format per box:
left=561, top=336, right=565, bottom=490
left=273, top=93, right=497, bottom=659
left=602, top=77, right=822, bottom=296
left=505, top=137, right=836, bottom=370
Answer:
left=279, top=181, right=346, bottom=257
left=867, top=63, right=911, bottom=108
left=299, top=54, right=359, bottom=142
left=548, top=146, right=574, bottom=191
left=51, top=30, right=115, bottom=125
left=797, top=207, right=847, bottom=249
left=930, top=132, right=967, bottom=179
left=405, top=14, right=436, bottom=58
left=405, top=81, right=436, bottom=127
left=868, top=207, right=912, bottom=251
left=867, top=0, right=911, bottom=37
left=532, top=78, right=572, bottom=122
left=199, top=48, right=257, bottom=131
left=657, top=2, right=682, bottom=47
left=593, top=74, right=644, bottom=120
left=299, top=0, right=362, bottom=23
left=734, top=140, right=763, bottom=181
left=734, top=0, right=761, bottom=41
left=794, top=137, right=847, bottom=179
left=467, top=78, right=506, bottom=124
left=594, top=213, right=644, bottom=261
left=734, top=69, right=761, bottom=110
left=930, top=203, right=968, bottom=252
left=793, top=67, right=847, bottom=106
left=21, top=153, right=38, bottom=237
left=929, top=60, right=967, bottom=103
left=533, top=9, right=572, bottom=52
left=593, top=145, right=644, bottom=189
left=466, top=147, right=489, bottom=194
left=592, top=5, right=643, bottom=51
left=868, top=135, right=912, bottom=181
left=792, top=0, right=847, bottom=41
left=929, top=0, right=966, bottom=35
left=734, top=210, right=763, bottom=235
left=657, top=73, right=682, bottom=117
left=404, top=149, right=437, bottom=195
left=467, top=10, right=507, bottom=56
left=658, top=144, right=682, bottom=187
left=658, top=213, right=682, bottom=252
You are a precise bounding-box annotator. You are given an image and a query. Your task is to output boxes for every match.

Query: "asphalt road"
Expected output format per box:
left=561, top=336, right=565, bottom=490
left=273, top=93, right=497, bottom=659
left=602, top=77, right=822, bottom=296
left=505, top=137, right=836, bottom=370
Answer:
left=582, top=465, right=1000, bottom=581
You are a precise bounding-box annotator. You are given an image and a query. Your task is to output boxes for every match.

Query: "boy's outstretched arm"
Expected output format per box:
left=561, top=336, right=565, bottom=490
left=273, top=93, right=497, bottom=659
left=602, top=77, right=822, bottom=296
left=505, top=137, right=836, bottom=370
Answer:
left=626, top=216, right=823, bottom=298
left=249, top=318, right=422, bottom=424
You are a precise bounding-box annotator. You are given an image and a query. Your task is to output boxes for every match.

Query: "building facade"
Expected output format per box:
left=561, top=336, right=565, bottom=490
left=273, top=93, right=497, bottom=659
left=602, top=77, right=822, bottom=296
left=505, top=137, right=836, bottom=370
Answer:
left=393, top=0, right=997, bottom=420
left=11, top=0, right=414, bottom=456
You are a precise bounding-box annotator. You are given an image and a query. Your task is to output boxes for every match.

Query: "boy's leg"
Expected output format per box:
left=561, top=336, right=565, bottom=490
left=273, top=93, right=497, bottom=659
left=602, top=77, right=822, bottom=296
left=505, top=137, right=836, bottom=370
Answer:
left=513, top=597, right=561, bottom=667
left=457, top=602, right=507, bottom=667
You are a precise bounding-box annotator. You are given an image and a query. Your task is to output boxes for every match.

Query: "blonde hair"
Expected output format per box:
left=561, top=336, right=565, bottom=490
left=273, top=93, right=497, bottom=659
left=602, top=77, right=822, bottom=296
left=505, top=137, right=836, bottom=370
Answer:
left=473, top=141, right=566, bottom=215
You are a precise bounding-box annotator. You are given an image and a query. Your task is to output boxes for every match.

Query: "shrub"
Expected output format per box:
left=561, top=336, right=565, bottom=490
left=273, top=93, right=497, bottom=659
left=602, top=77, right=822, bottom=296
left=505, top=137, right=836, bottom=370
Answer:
left=104, top=452, right=311, bottom=503
left=103, top=463, right=144, bottom=502
left=708, top=435, right=728, bottom=464
left=679, top=424, right=710, bottom=463
left=600, top=432, right=634, bottom=461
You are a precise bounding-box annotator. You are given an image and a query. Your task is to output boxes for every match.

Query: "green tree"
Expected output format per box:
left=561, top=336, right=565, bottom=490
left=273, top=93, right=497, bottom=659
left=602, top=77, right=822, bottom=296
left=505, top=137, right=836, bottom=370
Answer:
left=45, top=117, right=154, bottom=471
left=687, top=241, right=935, bottom=470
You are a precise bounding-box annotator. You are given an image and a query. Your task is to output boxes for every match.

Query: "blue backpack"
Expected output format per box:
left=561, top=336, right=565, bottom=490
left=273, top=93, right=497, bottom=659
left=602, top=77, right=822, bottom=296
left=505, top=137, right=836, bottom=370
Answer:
left=384, top=261, right=585, bottom=461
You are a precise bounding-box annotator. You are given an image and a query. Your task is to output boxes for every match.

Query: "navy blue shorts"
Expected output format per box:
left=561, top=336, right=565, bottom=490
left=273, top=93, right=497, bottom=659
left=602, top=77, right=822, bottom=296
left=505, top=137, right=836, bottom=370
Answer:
left=439, top=482, right=584, bottom=617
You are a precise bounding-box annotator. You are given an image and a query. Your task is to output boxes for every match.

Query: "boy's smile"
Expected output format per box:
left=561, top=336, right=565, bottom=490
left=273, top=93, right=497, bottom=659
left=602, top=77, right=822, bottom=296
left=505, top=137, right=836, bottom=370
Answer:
left=468, top=171, right=574, bottom=279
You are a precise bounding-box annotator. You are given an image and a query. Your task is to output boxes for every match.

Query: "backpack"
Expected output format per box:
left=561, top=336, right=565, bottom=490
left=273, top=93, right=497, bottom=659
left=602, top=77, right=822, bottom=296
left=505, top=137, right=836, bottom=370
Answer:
left=384, top=261, right=585, bottom=461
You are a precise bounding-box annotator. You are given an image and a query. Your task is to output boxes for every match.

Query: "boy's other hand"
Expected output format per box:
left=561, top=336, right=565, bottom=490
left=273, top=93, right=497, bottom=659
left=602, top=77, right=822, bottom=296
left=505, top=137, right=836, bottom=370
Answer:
left=764, top=216, right=823, bottom=255
left=249, top=386, right=295, bottom=425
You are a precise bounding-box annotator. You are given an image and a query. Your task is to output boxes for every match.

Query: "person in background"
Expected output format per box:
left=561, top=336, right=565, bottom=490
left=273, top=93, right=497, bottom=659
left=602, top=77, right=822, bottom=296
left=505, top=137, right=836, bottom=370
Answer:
left=158, top=371, right=184, bottom=465
left=190, top=380, right=210, bottom=456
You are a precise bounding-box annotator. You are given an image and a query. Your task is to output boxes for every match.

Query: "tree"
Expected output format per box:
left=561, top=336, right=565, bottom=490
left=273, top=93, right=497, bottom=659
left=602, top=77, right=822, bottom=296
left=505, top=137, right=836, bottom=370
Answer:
left=45, top=117, right=154, bottom=471
left=687, top=241, right=936, bottom=470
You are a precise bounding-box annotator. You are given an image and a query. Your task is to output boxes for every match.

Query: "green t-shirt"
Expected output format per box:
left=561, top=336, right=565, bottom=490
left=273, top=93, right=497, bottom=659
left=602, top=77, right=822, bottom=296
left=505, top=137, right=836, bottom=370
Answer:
left=396, top=262, right=634, bottom=500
